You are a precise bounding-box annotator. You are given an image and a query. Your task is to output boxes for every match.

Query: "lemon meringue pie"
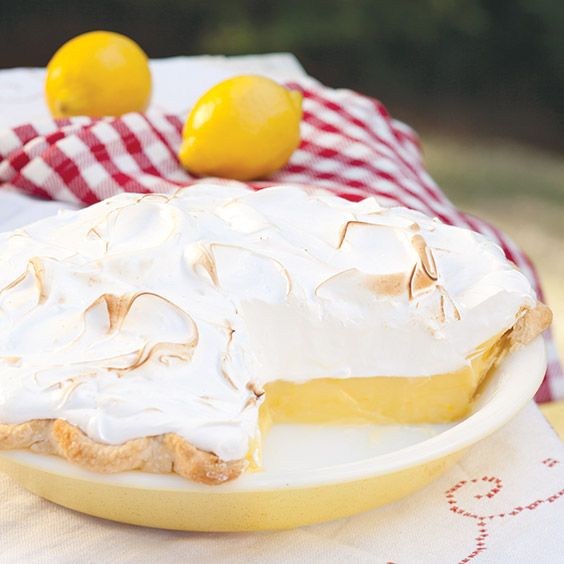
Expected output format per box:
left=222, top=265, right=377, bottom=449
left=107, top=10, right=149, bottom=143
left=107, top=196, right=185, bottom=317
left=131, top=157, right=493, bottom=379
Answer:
left=0, top=183, right=551, bottom=483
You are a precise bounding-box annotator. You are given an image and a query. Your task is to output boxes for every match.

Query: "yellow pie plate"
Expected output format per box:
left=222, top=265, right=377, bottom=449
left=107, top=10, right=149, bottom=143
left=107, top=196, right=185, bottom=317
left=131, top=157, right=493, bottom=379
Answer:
left=0, top=337, right=546, bottom=531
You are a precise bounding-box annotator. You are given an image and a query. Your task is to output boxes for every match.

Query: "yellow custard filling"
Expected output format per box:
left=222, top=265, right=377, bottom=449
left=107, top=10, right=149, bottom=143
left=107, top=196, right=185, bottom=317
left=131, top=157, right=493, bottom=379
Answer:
left=248, top=333, right=507, bottom=468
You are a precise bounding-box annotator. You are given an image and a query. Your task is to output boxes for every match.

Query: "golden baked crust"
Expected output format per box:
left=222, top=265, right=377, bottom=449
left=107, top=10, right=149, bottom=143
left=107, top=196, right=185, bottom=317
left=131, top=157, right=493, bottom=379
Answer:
left=0, top=302, right=552, bottom=484
left=508, top=302, right=552, bottom=348
left=0, top=419, right=246, bottom=485
left=472, top=302, right=552, bottom=380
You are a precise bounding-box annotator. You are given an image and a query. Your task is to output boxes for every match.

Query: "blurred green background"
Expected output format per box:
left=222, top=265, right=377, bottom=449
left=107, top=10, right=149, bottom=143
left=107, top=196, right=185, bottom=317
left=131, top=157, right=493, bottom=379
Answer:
left=1, top=0, right=563, bottom=358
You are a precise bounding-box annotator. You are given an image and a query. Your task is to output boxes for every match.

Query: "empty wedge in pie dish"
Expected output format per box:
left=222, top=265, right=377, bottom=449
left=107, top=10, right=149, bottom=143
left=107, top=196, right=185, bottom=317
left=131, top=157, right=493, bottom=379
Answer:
left=0, top=183, right=552, bottom=486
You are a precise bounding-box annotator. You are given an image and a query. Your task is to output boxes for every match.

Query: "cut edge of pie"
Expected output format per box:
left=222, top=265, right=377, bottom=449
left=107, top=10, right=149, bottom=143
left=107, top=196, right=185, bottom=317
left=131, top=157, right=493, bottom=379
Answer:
left=0, top=301, right=552, bottom=485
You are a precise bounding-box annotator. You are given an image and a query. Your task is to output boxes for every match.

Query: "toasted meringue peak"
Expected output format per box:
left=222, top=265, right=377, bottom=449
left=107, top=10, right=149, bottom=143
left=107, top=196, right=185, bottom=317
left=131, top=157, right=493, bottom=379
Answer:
left=0, top=182, right=537, bottom=460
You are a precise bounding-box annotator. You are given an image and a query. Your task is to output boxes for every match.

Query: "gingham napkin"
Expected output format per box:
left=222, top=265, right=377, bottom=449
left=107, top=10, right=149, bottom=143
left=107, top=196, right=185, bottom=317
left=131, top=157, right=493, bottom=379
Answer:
left=0, top=71, right=562, bottom=401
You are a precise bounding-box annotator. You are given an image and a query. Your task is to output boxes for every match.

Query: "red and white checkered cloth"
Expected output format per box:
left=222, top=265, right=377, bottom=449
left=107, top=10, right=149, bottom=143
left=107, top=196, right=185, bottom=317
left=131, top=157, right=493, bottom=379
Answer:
left=0, top=77, right=561, bottom=401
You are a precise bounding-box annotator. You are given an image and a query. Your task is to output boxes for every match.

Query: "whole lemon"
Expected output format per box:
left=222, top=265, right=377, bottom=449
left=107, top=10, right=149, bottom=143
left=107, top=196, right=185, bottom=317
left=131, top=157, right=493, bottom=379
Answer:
left=45, top=31, right=152, bottom=118
left=179, top=76, right=302, bottom=181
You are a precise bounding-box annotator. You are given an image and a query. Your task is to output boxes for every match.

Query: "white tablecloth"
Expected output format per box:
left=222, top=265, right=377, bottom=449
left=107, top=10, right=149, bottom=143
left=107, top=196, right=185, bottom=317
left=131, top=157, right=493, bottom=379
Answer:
left=1, top=404, right=563, bottom=564
left=0, top=55, right=563, bottom=563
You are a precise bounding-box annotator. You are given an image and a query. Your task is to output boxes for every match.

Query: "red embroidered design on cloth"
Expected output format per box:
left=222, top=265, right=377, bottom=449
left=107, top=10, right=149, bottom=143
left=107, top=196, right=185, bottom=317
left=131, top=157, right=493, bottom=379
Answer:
left=445, top=460, right=563, bottom=563
left=0, top=78, right=561, bottom=400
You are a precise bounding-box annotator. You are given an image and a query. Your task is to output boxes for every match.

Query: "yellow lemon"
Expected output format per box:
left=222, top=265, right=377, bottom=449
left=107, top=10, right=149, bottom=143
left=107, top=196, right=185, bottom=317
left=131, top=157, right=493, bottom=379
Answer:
left=45, top=31, right=152, bottom=118
left=179, top=76, right=302, bottom=181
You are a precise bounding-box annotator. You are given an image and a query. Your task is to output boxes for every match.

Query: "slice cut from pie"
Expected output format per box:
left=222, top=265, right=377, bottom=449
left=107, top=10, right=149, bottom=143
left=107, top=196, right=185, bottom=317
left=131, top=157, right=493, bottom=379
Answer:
left=0, top=183, right=551, bottom=484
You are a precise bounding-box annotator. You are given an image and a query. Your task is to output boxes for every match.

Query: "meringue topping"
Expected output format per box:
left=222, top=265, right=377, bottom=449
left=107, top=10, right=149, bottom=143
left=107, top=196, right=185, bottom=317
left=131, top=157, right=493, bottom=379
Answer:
left=0, top=183, right=537, bottom=460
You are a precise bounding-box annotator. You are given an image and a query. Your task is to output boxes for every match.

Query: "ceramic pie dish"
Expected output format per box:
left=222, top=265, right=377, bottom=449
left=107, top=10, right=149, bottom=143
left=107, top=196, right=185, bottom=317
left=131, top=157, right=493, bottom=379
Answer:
left=0, top=336, right=546, bottom=531
left=0, top=182, right=552, bottom=529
